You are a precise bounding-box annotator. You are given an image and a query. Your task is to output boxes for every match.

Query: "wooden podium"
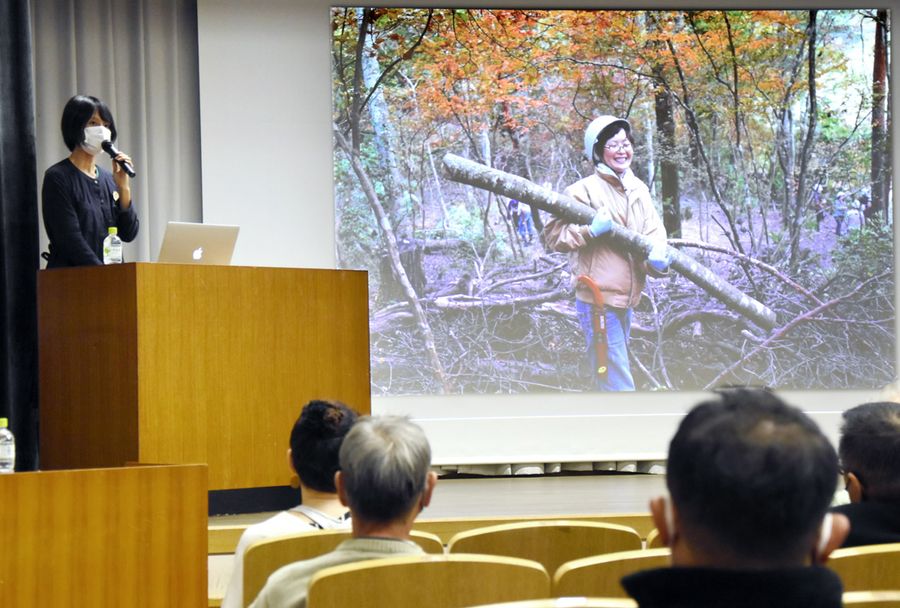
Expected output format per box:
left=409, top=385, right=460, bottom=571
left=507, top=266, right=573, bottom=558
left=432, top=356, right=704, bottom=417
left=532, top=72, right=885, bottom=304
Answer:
left=0, top=464, right=207, bottom=607
left=38, top=263, right=371, bottom=490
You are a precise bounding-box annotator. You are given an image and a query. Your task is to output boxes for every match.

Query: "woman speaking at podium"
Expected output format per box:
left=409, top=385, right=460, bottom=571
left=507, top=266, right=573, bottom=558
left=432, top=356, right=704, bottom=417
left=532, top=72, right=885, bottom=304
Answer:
left=41, top=94, right=139, bottom=267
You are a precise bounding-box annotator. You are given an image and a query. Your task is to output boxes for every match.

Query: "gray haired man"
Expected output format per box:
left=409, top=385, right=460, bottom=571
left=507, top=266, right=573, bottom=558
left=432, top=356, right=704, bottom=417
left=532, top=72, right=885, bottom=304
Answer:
left=251, top=416, right=437, bottom=608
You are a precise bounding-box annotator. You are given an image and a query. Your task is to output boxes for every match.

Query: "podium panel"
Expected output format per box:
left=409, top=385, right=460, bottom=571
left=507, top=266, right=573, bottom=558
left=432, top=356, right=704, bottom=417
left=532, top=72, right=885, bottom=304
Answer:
left=39, top=263, right=371, bottom=490
left=0, top=464, right=206, bottom=608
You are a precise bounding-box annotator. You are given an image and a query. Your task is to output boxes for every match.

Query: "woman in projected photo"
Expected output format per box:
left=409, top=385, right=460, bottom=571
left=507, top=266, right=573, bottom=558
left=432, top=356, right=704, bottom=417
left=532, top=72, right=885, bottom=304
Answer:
left=41, top=94, right=139, bottom=267
left=544, top=116, right=669, bottom=391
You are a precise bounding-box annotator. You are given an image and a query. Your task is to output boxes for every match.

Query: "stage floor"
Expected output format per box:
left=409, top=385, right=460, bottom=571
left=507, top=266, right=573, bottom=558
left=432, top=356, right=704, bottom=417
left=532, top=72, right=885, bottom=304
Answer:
left=212, top=472, right=665, bottom=526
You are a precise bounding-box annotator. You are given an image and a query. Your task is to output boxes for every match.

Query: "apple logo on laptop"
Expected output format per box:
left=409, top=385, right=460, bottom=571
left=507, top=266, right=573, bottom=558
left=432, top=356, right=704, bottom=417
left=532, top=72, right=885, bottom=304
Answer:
left=192, top=247, right=204, bottom=261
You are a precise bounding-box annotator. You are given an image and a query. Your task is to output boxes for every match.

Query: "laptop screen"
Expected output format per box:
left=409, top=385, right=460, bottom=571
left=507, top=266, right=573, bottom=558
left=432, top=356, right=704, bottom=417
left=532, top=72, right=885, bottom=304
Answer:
left=156, top=222, right=240, bottom=265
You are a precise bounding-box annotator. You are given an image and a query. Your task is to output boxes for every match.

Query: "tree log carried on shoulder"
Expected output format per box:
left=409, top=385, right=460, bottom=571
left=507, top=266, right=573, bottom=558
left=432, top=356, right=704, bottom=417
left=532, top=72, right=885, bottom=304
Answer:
left=442, top=152, right=777, bottom=331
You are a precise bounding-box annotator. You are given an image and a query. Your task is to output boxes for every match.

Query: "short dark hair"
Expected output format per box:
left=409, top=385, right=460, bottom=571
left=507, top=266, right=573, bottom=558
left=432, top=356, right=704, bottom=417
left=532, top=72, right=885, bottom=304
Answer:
left=667, top=389, right=838, bottom=562
left=60, top=94, right=117, bottom=151
left=839, top=401, right=900, bottom=501
left=289, top=400, right=357, bottom=493
left=339, top=416, right=432, bottom=523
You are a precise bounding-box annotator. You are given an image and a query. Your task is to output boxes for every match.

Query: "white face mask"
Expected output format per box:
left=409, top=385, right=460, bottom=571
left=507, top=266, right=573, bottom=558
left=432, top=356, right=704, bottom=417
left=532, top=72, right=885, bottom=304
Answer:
left=81, top=125, right=111, bottom=156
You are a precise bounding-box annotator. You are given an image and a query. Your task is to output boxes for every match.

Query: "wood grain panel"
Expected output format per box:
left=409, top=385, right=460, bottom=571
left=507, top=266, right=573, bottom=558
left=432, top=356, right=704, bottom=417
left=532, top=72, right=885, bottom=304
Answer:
left=828, top=543, right=900, bottom=592
left=38, top=264, right=140, bottom=469
left=307, top=554, right=550, bottom=608
left=415, top=513, right=655, bottom=545
left=553, top=548, right=671, bottom=598
left=0, top=465, right=207, bottom=608
left=134, top=264, right=371, bottom=489
left=447, top=521, right=643, bottom=575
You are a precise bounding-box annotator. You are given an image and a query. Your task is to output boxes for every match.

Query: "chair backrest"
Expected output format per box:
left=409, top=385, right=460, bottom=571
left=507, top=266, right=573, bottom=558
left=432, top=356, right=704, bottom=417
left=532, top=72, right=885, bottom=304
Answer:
left=644, top=528, right=665, bottom=549
left=307, top=553, right=550, bottom=608
left=243, top=529, right=443, bottom=606
left=463, top=599, right=638, bottom=608
left=553, top=548, right=671, bottom=598
left=415, top=513, right=655, bottom=545
left=447, top=520, right=642, bottom=575
left=843, top=591, right=900, bottom=606
left=828, top=543, right=900, bottom=592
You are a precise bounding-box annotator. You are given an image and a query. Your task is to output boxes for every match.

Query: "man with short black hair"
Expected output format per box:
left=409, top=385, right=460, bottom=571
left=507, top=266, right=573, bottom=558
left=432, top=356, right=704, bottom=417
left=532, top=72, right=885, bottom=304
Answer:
left=832, top=401, right=900, bottom=547
left=250, top=416, right=436, bottom=608
left=623, top=388, right=849, bottom=608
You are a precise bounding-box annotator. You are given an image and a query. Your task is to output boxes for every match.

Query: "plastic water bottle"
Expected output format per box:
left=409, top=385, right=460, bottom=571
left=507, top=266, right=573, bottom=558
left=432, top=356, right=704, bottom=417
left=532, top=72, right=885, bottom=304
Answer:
left=103, top=226, right=123, bottom=264
left=0, top=417, right=14, bottom=473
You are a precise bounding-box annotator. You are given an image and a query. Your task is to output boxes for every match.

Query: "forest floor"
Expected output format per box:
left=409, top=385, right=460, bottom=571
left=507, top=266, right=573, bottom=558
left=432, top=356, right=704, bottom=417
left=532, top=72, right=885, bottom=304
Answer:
left=366, top=191, right=893, bottom=395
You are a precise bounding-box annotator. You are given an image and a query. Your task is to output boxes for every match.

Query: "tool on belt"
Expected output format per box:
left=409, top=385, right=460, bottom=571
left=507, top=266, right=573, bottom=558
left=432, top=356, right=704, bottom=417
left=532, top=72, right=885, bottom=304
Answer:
left=576, top=274, right=608, bottom=380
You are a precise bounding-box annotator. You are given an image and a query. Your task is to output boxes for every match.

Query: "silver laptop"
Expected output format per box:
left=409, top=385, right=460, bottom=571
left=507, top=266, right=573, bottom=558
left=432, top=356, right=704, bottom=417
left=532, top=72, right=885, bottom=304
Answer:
left=156, top=221, right=240, bottom=265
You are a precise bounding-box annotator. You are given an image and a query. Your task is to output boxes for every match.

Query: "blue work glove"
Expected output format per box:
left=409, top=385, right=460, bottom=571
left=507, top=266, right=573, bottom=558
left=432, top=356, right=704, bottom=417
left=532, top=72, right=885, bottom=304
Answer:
left=588, top=207, right=613, bottom=237
left=647, top=241, right=671, bottom=272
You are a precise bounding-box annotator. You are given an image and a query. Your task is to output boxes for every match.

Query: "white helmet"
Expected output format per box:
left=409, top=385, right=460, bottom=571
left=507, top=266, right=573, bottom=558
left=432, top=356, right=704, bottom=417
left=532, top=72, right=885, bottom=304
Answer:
left=584, top=115, right=631, bottom=165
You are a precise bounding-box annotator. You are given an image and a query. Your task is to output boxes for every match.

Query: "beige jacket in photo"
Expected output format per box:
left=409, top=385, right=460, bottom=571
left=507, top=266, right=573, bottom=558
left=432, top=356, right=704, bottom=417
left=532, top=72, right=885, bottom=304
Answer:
left=543, top=165, right=668, bottom=309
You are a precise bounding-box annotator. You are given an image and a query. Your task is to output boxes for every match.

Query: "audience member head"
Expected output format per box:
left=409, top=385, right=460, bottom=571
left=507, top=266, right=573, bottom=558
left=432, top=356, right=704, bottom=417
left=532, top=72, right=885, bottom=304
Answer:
left=289, top=400, right=358, bottom=493
left=838, top=401, right=900, bottom=504
left=651, top=388, right=847, bottom=568
left=336, top=415, right=436, bottom=531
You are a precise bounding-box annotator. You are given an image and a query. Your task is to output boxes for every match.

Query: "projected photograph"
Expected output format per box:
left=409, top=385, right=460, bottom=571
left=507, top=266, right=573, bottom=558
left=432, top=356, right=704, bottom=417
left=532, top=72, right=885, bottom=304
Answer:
left=331, top=8, right=894, bottom=395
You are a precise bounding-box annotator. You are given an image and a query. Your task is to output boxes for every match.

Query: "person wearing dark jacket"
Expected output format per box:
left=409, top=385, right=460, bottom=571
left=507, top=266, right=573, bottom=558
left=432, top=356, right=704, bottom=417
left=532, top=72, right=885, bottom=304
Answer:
left=42, top=94, right=139, bottom=267
left=832, top=401, right=900, bottom=547
left=624, top=389, right=849, bottom=608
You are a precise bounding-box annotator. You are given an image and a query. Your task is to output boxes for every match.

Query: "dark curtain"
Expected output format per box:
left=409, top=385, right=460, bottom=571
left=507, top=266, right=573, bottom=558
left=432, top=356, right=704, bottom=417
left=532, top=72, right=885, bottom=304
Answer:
left=0, top=0, right=39, bottom=470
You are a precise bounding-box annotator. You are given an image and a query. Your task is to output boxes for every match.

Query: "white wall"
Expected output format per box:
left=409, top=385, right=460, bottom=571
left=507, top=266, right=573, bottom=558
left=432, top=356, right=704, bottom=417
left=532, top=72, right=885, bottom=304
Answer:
left=197, top=0, right=335, bottom=269
left=197, top=0, right=896, bottom=465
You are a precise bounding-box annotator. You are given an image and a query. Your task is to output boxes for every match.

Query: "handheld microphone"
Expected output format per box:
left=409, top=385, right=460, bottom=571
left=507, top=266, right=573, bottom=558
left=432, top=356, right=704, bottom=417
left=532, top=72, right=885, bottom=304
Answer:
left=101, top=140, right=136, bottom=178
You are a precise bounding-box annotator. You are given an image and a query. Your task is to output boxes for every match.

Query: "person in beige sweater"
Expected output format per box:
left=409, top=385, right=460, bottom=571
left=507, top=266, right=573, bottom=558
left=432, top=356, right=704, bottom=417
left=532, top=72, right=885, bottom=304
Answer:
left=544, top=115, right=668, bottom=391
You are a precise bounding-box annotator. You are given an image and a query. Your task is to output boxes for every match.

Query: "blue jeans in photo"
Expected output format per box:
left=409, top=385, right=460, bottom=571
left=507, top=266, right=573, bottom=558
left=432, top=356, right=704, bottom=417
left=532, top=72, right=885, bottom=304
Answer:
left=576, top=299, right=635, bottom=391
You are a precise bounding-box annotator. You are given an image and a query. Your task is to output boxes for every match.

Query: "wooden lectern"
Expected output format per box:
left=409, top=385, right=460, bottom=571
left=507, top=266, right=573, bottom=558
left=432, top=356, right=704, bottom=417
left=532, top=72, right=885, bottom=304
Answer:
left=38, top=263, right=371, bottom=490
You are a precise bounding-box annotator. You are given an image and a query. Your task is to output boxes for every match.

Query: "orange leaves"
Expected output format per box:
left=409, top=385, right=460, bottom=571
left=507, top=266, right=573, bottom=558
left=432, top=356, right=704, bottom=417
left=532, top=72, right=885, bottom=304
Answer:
left=332, top=7, right=870, bottom=171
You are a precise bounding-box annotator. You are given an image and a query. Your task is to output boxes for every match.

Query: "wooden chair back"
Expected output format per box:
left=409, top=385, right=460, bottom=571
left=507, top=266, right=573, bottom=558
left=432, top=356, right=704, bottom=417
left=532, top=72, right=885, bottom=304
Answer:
left=553, top=548, right=670, bottom=598
left=644, top=528, right=665, bottom=549
left=447, top=520, right=642, bottom=575
left=306, top=553, right=550, bottom=608
left=843, top=591, right=900, bottom=606
left=828, top=543, right=900, bottom=592
left=243, top=529, right=443, bottom=606
left=415, top=513, right=655, bottom=545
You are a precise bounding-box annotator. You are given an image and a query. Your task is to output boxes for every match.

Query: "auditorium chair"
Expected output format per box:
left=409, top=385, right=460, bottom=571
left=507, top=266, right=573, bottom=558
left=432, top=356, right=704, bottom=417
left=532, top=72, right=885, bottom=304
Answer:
left=243, top=529, right=444, bottom=606
left=827, top=543, right=900, bottom=592
left=553, top=548, right=670, bottom=598
left=842, top=591, right=900, bottom=606
left=306, top=554, right=550, bottom=608
left=464, top=598, right=638, bottom=608
left=414, top=513, right=656, bottom=545
left=447, top=520, right=643, bottom=575
left=644, top=528, right=665, bottom=549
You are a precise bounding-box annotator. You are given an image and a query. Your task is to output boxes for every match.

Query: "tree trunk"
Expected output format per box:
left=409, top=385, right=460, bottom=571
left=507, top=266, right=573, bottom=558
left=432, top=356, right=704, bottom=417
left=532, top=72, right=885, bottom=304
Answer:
left=360, top=13, right=408, bottom=231
left=655, top=87, right=681, bottom=237
left=870, top=9, right=888, bottom=222
left=442, top=153, right=777, bottom=330
left=789, top=10, right=818, bottom=270
left=336, top=128, right=449, bottom=393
